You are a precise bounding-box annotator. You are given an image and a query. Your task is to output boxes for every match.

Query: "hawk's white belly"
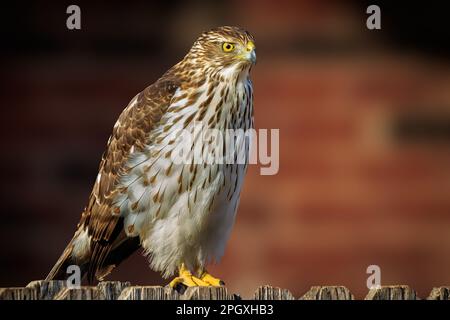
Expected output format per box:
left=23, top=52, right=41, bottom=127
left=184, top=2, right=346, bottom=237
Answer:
left=113, top=75, right=253, bottom=277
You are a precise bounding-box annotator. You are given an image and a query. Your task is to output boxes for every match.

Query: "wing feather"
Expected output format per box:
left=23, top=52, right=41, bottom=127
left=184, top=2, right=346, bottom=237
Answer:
left=78, top=73, right=180, bottom=282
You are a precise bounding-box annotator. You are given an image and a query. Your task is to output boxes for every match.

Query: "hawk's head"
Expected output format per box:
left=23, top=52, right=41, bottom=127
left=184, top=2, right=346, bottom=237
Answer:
left=185, top=26, right=256, bottom=77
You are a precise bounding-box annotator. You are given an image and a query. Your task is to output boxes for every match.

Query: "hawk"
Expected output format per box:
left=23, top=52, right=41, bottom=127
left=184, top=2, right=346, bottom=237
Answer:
left=46, top=26, right=256, bottom=289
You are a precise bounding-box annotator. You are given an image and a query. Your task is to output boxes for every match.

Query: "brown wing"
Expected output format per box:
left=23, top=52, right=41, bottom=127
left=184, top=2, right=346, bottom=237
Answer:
left=79, top=73, right=180, bottom=282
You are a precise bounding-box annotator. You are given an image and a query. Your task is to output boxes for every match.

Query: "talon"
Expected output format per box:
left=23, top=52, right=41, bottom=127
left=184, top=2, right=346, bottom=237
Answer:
left=169, top=264, right=210, bottom=289
left=174, top=283, right=187, bottom=294
left=200, top=270, right=225, bottom=287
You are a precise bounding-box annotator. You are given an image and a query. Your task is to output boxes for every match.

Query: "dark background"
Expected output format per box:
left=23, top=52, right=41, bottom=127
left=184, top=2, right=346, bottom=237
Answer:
left=1, top=1, right=449, bottom=298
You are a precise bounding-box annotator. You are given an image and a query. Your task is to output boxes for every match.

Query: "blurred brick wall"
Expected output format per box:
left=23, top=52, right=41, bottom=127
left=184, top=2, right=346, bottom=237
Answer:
left=1, top=1, right=449, bottom=298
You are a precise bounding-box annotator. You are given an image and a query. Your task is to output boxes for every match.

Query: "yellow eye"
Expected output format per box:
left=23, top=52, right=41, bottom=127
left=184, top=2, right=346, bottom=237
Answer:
left=222, top=42, right=235, bottom=52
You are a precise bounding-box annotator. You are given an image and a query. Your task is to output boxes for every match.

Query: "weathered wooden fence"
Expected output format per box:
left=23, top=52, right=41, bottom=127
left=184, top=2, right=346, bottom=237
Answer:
left=0, top=281, right=448, bottom=300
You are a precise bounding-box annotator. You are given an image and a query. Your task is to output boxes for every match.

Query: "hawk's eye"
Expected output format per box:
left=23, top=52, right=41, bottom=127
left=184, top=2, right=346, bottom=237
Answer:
left=222, top=42, right=235, bottom=53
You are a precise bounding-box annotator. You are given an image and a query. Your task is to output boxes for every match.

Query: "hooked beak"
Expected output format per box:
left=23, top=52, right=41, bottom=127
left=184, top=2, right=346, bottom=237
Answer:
left=245, top=41, right=256, bottom=64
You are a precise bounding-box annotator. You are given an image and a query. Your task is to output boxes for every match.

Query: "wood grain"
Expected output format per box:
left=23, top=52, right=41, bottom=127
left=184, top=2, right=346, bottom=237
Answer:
left=1, top=281, right=449, bottom=300
left=427, top=287, right=450, bottom=300
left=365, top=285, right=418, bottom=300
left=300, top=286, right=354, bottom=300
left=253, top=285, right=295, bottom=300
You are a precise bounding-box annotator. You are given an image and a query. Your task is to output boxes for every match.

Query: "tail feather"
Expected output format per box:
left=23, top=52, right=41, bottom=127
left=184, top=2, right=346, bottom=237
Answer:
left=46, top=231, right=140, bottom=282
left=46, top=238, right=88, bottom=281
left=46, top=240, right=74, bottom=280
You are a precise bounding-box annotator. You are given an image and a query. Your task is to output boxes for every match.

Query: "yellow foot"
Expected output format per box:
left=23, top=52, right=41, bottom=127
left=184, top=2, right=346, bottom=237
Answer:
left=169, top=264, right=209, bottom=289
left=199, top=270, right=225, bottom=287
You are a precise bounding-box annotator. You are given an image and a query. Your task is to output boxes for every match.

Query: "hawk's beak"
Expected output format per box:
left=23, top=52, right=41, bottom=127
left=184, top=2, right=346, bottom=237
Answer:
left=245, top=41, right=256, bottom=64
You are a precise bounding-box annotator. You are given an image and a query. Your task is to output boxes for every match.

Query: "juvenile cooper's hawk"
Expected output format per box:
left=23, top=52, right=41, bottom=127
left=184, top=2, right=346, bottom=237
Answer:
left=46, top=26, right=256, bottom=289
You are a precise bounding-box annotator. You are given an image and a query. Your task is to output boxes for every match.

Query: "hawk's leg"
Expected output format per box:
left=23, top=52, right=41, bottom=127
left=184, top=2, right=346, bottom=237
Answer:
left=169, top=264, right=209, bottom=291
